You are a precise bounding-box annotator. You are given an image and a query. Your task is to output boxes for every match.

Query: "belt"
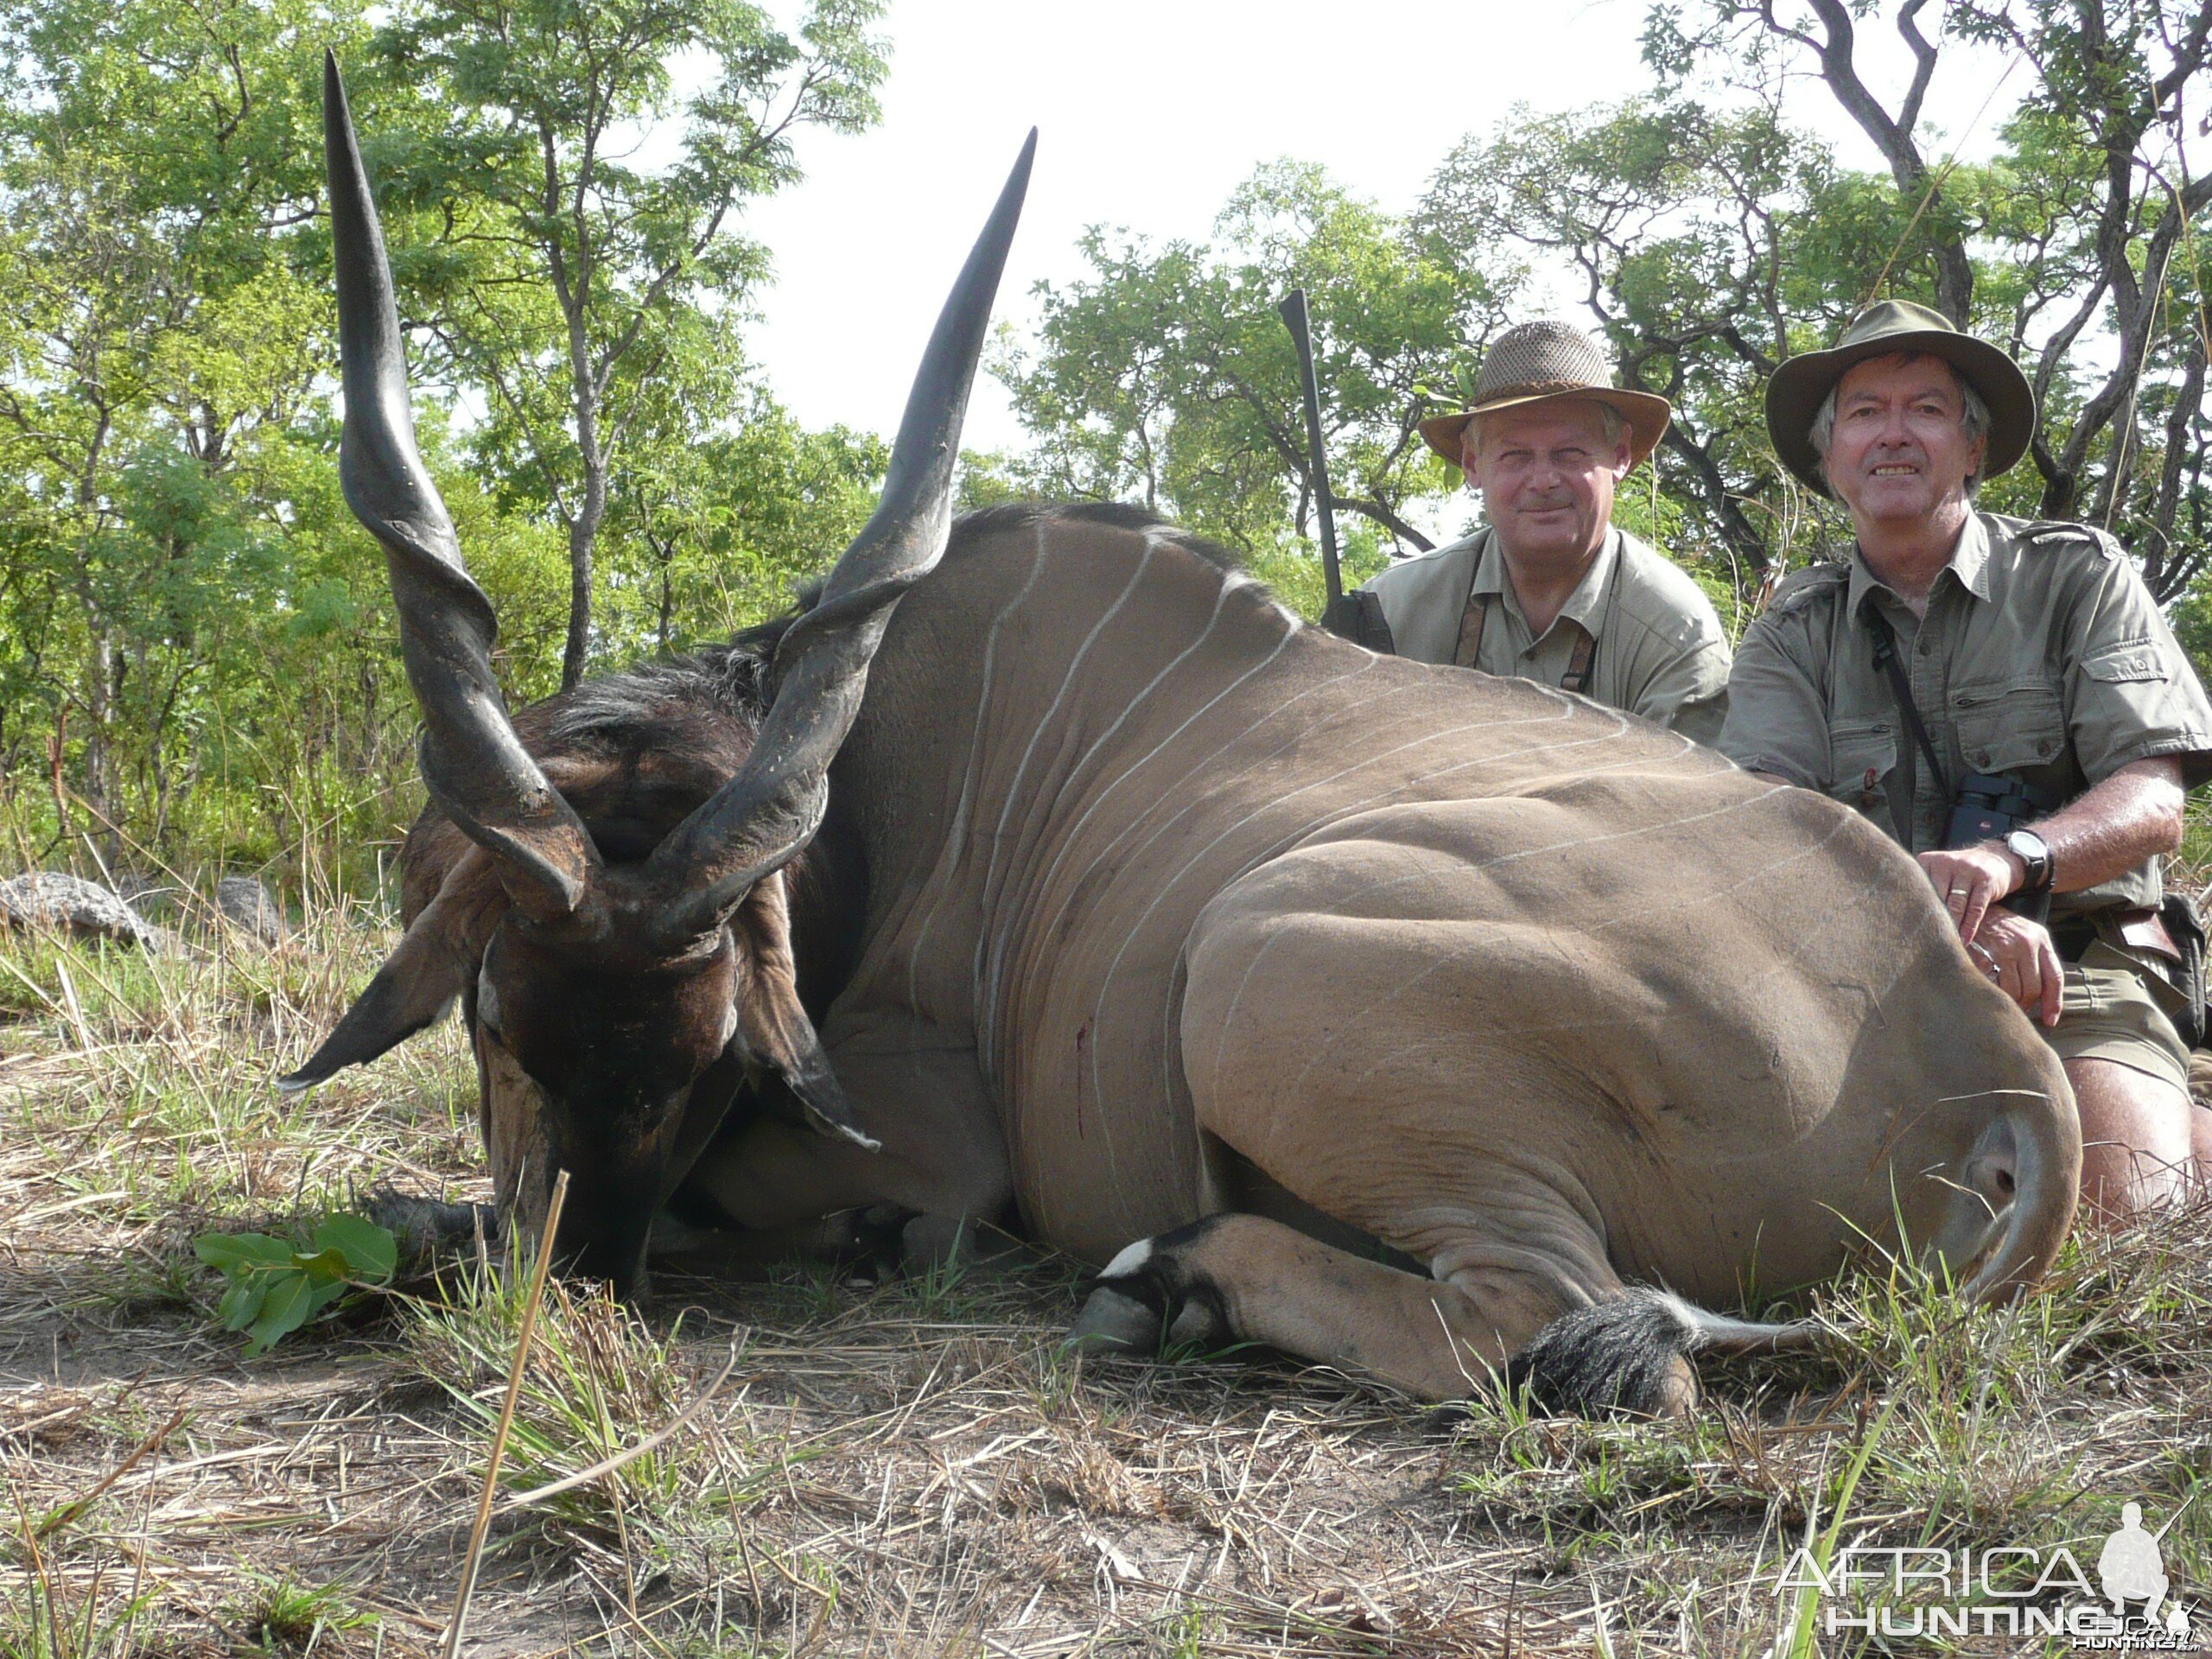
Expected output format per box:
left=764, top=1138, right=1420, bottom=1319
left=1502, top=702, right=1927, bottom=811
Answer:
left=2050, top=906, right=2177, bottom=965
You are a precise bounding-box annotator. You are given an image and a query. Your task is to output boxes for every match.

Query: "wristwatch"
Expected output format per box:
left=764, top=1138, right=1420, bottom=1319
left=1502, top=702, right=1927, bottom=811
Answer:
left=2004, top=829, right=2055, bottom=894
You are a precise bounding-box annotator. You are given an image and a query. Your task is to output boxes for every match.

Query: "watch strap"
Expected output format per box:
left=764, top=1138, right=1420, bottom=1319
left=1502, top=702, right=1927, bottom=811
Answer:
left=2005, top=830, right=2054, bottom=893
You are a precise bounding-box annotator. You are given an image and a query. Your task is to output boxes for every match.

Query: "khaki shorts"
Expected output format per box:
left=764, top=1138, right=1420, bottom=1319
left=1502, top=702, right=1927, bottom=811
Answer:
left=2046, top=940, right=2193, bottom=1094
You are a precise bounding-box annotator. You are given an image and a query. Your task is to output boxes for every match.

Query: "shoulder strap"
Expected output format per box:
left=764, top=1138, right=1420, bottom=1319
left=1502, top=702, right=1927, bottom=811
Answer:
left=1455, top=585, right=1599, bottom=693
left=1560, top=626, right=1597, bottom=695
left=1453, top=589, right=1489, bottom=670
left=1864, top=606, right=1948, bottom=842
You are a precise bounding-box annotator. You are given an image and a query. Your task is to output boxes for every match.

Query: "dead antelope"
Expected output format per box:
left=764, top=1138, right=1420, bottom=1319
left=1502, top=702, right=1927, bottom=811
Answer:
left=295, top=60, right=2080, bottom=1414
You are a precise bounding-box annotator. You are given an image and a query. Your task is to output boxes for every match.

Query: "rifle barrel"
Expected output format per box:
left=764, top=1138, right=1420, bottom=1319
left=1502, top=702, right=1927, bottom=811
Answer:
left=2151, top=1489, right=2198, bottom=1542
left=1277, top=289, right=1344, bottom=613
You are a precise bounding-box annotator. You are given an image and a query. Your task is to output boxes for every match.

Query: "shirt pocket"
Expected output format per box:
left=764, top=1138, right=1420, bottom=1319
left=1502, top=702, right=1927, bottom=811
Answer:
left=1826, top=718, right=1898, bottom=817
left=1949, top=679, right=2067, bottom=777
left=2081, top=639, right=2165, bottom=685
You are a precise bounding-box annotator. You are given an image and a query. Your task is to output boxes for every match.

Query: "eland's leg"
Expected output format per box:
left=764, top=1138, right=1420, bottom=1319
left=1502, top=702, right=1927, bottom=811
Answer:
left=1120, top=848, right=1824, bottom=1416
left=1070, top=1211, right=1679, bottom=1413
left=1069, top=1212, right=1815, bottom=1416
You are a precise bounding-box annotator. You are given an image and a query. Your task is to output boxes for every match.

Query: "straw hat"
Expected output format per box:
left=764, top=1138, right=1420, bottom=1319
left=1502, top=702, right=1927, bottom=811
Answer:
left=1418, top=320, right=1671, bottom=469
left=1764, top=298, right=2037, bottom=498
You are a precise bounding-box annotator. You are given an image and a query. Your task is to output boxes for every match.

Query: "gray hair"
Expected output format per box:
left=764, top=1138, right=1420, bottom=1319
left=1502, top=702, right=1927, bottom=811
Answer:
left=1463, top=398, right=1628, bottom=461
left=1808, top=352, right=1992, bottom=494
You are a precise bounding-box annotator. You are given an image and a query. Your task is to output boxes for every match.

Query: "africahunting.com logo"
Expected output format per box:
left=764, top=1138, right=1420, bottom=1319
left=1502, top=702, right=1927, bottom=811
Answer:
left=1773, top=1497, right=2202, bottom=1648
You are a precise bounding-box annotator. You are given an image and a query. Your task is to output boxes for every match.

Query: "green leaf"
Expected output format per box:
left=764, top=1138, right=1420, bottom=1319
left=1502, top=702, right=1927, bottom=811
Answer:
left=217, top=1275, right=270, bottom=1333
left=289, top=1247, right=353, bottom=1283
left=198, top=1215, right=399, bottom=1356
left=244, top=1273, right=315, bottom=1356
left=311, top=1215, right=397, bottom=1283
left=194, top=1231, right=293, bottom=1273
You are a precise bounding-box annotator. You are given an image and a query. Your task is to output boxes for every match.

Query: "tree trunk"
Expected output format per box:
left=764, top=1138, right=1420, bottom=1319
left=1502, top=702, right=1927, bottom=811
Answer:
left=562, top=395, right=608, bottom=691
left=80, top=623, right=118, bottom=855
left=656, top=539, right=675, bottom=652
left=562, top=512, right=596, bottom=691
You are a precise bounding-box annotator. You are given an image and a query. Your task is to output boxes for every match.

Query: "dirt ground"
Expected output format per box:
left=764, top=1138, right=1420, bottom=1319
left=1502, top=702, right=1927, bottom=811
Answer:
left=2, top=903, right=2209, bottom=1657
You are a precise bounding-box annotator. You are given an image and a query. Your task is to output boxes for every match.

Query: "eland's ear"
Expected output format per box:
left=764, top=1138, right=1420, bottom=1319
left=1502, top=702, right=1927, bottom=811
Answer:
left=730, top=874, right=877, bottom=1151
left=281, top=850, right=507, bottom=1093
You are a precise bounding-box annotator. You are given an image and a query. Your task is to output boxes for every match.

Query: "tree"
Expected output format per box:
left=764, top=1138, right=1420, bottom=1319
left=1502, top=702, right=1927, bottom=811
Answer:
left=0, top=0, right=349, bottom=842
left=995, top=162, right=1516, bottom=586
left=1597, top=0, right=2212, bottom=599
left=366, top=0, right=888, bottom=688
left=603, top=353, right=889, bottom=654
left=1419, top=98, right=1822, bottom=592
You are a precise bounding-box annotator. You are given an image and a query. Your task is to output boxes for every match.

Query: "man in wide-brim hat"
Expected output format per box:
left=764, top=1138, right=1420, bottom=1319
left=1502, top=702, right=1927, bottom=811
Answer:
left=1356, top=319, right=1732, bottom=743
left=1719, top=298, right=2212, bottom=1216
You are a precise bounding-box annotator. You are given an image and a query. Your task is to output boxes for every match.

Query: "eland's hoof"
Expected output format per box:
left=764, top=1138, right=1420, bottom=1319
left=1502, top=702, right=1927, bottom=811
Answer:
left=365, top=1189, right=499, bottom=1268
left=901, top=1211, right=975, bottom=1269
left=1068, top=1285, right=1160, bottom=1353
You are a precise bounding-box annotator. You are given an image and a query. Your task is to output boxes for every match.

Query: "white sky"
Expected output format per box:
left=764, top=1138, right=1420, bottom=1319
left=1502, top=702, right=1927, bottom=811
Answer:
left=740, top=0, right=2029, bottom=456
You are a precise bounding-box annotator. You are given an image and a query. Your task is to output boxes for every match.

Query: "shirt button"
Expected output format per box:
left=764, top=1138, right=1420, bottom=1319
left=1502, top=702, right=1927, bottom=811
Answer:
left=1916, top=639, right=1933, bottom=656
left=2037, top=737, right=2057, bottom=756
left=1971, top=749, right=1991, bottom=766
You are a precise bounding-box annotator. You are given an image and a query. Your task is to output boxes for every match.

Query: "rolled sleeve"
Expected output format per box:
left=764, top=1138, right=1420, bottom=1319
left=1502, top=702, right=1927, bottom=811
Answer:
left=1718, top=615, right=1830, bottom=789
left=2062, top=555, right=2212, bottom=790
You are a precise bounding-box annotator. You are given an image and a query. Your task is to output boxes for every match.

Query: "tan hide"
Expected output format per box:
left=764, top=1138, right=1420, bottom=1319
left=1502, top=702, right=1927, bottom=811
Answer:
left=694, top=505, right=2078, bottom=1397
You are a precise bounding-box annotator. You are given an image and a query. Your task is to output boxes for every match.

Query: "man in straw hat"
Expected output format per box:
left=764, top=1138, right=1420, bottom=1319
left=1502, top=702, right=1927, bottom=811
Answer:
left=1719, top=298, right=2212, bottom=1216
left=1356, top=320, right=1732, bottom=742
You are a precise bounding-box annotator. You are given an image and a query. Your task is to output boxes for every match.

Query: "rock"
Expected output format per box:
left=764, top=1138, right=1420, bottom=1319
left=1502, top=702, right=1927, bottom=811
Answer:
left=0, top=872, right=175, bottom=951
left=114, top=874, right=186, bottom=926
left=215, top=875, right=290, bottom=946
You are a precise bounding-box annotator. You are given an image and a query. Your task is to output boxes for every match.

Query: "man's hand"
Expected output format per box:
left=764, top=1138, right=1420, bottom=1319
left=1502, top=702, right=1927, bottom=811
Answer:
left=1967, top=906, right=2065, bottom=1027
left=1917, top=842, right=2025, bottom=944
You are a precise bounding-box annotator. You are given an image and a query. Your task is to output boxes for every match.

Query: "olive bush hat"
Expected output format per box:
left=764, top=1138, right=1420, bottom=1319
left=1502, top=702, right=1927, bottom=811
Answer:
left=1765, top=298, right=2037, bottom=498
left=1419, top=319, right=1671, bottom=469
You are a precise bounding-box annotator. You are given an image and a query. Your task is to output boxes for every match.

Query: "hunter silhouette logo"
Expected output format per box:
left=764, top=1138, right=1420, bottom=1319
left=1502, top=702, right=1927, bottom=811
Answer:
left=2095, top=1499, right=2196, bottom=1643
left=1774, top=1493, right=2202, bottom=1647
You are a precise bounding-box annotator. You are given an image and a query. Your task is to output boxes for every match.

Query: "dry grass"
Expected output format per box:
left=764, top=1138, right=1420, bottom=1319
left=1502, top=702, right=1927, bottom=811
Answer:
left=1, top=883, right=2210, bottom=1657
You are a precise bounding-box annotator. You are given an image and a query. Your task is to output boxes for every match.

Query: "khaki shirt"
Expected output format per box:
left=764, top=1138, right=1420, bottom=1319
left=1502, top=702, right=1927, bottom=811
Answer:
left=1357, top=525, right=1732, bottom=744
left=1719, top=511, right=2212, bottom=917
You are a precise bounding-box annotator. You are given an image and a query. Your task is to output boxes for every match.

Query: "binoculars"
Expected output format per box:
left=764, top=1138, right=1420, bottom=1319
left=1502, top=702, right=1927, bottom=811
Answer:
left=1946, top=772, right=2062, bottom=925
left=1943, top=772, right=2062, bottom=853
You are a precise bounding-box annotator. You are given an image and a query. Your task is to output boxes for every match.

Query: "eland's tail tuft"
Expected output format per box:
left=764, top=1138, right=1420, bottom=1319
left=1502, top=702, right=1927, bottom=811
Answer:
left=1506, top=1288, right=1826, bottom=1418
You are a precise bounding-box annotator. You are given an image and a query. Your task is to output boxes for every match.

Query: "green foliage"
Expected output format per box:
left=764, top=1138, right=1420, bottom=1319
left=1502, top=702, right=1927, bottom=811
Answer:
left=194, top=1214, right=397, bottom=1355
left=223, top=1577, right=373, bottom=1655
left=361, top=0, right=889, bottom=686
left=0, top=0, right=896, bottom=879
left=8, top=0, right=2212, bottom=878
left=994, top=162, right=1509, bottom=578
left=603, top=380, right=891, bottom=651
left=0, top=0, right=363, bottom=846
left=1509, top=0, right=2212, bottom=612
